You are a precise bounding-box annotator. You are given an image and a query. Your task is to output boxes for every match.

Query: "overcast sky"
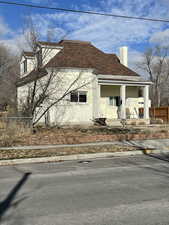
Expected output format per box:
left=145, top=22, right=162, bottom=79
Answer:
left=0, top=0, right=169, bottom=70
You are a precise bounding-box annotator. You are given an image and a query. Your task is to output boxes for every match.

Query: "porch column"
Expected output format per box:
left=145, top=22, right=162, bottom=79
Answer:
left=97, top=84, right=101, bottom=117
left=120, top=85, right=126, bottom=119
left=143, top=85, right=149, bottom=119
left=92, top=79, right=101, bottom=119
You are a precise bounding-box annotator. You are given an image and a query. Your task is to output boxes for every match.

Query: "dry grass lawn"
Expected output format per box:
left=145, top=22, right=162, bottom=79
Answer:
left=0, top=144, right=137, bottom=160
left=0, top=124, right=169, bottom=147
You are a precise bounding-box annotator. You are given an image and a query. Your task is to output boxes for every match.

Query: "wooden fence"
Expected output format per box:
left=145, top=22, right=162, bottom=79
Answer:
left=139, top=107, right=169, bottom=123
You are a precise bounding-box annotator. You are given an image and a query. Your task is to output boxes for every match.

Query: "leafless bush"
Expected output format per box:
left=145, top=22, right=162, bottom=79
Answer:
left=0, top=121, right=31, bottom=147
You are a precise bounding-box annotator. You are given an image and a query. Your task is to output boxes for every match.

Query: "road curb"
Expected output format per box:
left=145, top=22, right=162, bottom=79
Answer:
left=0, top=149, right=169, bottom=166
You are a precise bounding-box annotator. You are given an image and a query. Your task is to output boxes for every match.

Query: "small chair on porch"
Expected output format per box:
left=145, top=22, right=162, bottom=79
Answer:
left=126, top=108, right=131, bottom=119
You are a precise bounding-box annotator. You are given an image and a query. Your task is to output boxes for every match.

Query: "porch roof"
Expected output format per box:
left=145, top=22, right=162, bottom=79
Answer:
left=98, top=77, right=152, bottom=86
left=97, top=74, right=152, bottom=86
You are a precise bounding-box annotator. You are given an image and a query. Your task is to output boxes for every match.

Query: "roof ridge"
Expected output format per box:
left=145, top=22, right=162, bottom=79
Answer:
left=59, top=40, right=91, bottom=45
left=106, top=53, right=116, bottom=55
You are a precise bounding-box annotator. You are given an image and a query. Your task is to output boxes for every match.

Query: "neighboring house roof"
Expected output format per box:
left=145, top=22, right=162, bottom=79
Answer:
left=17, top=40, right=140, bottom=86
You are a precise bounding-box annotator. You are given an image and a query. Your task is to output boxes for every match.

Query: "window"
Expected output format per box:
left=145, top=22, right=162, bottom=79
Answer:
left=109, top=96, right=116, bottom=106
left=79, top=92, right=87, bottom=102
left=70, top=91, right=87, bottom=103
left=70, top=92, right=78, bottom=102
left=23, top=60, right=27, bottom=73
left=37, top=49, right=42, bottom=67
left=109, top=96, right=121, bottom=106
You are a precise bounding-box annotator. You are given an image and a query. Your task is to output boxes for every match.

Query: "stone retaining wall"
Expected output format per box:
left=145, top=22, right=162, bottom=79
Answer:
left=69, top=132, right=169, bottom=144
left=28, top=131, right=169, bottom=145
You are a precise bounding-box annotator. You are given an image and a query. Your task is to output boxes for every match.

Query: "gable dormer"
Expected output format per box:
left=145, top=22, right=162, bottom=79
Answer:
left=37, top=41, right=63, bottom=66
left=20, top=51, right=35, bottom=77
left=20, top=41, right=63, bottom=77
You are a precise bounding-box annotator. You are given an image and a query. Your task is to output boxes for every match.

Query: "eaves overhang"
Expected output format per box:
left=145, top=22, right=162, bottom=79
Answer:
left=16, top=68, right=48, bottom=87
left=98, top=78, right=153, bottom=86
left=37, top=42, right=64, bottom=50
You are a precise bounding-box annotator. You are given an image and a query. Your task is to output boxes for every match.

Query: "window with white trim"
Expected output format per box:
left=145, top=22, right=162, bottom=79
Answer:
left=70, top=91, right=87, bottom=103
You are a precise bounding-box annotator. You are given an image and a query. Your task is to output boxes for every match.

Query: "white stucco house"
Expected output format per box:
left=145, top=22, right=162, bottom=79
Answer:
left=17, top=40, right=152, bottom=126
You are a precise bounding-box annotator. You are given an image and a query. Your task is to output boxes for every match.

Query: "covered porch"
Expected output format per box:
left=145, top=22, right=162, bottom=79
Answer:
left=94, top=77, right=152, bottom=125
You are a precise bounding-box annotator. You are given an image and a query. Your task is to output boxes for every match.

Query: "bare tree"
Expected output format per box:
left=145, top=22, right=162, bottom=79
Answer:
left=138, top=46, right=169, bottom=107
left=19, top=69, right=93, bottom=126
left=0, top=44, right=19, bottom=111
left=18, top=23, right=94, bottom=126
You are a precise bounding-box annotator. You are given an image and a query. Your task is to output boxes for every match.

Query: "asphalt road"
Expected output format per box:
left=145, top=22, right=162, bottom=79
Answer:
left=1, top=154, right=169, bottom=225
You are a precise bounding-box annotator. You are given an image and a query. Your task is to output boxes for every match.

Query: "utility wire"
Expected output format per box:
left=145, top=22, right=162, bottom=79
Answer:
left=0, top=0, right=169, bottom=23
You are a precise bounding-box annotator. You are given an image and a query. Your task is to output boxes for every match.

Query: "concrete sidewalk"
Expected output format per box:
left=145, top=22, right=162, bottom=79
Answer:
left=123, top=139, right=169, bottom=150
left=1, top=148, right=169, bottom=166
left=0, top=139, right=169, bottom=166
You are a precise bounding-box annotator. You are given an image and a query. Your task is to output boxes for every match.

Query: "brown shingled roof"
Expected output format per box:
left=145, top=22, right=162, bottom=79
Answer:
left=45, top=40, right=139, bottom=76
left=17, top=40, right=140, bottom=86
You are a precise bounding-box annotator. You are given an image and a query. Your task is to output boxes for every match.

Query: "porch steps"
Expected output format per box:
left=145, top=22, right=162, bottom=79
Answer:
left=106, top=119, right=150, bottom=126
left=106, top=119, right=122, bottom=126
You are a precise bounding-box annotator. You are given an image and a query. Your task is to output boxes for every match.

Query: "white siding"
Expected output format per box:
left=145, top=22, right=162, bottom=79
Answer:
left=41, top=47, right=62, bottom=65
left=18, top=68, right=95, bottom=125
left=20, top=56, right=35, bottom=77
left=47, top=68, right=95, bottom=125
